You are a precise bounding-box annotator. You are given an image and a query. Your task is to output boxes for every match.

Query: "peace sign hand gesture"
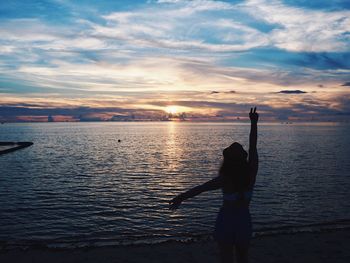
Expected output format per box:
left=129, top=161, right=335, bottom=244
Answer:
left=249, top=107, right=259, bottom=123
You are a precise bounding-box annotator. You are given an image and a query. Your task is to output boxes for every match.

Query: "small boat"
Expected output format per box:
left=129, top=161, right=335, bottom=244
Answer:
left=0, top=142, right=33, bottom=155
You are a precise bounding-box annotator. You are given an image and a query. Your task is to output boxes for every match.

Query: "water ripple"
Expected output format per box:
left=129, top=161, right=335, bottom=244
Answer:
left=0, top=122, right=350, bottom=246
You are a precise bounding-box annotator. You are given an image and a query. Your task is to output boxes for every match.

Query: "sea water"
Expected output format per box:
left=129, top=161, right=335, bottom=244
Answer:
left=0, top=122, right=349, bottom=248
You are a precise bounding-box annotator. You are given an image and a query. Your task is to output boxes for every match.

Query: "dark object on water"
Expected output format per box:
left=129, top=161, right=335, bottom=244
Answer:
left=118, top=139, right=121, bottom=142
left=0, top=142, right=33, bottom=155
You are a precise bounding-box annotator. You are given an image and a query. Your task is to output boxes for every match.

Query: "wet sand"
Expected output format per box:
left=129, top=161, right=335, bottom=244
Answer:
left=1, top=229, right=349, bottom=263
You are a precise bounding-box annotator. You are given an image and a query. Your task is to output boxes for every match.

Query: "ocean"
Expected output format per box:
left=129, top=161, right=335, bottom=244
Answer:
left=0, top=122, right=349, bottom=248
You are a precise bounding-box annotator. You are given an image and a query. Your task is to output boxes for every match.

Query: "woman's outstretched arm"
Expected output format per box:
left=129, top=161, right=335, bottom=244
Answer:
left=169, top=176, right=222, bottom=210
left=248, top=107, right=259, bottom=188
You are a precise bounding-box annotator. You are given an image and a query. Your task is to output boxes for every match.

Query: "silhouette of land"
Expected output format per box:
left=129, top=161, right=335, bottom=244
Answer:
left=0, top=142, right=33, bottom=155
left=0, top=229, right=349, bottom=263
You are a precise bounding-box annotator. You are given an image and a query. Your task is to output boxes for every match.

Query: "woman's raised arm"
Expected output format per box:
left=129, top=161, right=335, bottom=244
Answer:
left=248, top=107, right=259, bottom=187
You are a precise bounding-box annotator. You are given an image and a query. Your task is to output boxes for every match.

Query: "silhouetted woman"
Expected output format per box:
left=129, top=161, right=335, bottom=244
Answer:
left=169, top=107, right=259, bottom=263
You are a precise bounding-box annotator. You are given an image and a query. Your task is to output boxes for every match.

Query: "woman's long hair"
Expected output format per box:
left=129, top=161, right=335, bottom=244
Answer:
left=219, top=142, right=250, bottom=193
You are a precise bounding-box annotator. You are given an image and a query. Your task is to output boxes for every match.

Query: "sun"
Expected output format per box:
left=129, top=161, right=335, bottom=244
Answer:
left=165, top=106, right=178, bottom=115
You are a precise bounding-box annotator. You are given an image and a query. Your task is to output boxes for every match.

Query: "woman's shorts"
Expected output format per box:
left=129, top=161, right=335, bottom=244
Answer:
left=214, top=206, right=252, bottom=246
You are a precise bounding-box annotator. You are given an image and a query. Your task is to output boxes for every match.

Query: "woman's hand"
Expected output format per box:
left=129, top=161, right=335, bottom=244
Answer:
left=169, top=194, right=184, bottom=210
left=249, top=107, right=259, bottom=123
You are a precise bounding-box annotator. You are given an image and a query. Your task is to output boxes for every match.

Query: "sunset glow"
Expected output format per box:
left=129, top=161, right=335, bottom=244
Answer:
left=166, top=106, right=179, bottom=115
left=0, top=0, right=349, bottom=122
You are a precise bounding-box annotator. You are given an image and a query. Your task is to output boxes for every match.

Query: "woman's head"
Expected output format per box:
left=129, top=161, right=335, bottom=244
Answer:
left=220, top=142, right=249, bottom=192
left=223, top=142, right=248, bottom=162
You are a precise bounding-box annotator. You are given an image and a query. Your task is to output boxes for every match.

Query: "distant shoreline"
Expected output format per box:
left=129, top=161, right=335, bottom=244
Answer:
left=1, top=120, right=349, bottom=124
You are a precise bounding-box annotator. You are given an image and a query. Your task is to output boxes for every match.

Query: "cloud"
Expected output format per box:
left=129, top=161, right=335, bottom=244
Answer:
left=96, top=2, right=268, bottom=53
left=1, top=87, right=350, bottom=122
left=278, top=90, right=307, bottom=94
left=230, top=48, right=350, bottom=71
left=0, top=105, right=169, bottom=122
left=0, top=0, right=349, bottom=121
left=341, top=82, right=350, bottom=86
left=210, top=90, right=236, bottom=94
left=281, top=0, right=350, bottom=11
left=240, top=0, right=350, bottom=52
left=1, top=1, right=348, bottom=91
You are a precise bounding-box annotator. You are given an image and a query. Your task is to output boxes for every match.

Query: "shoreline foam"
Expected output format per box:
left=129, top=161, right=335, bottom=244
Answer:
left=0, top=228, right=349, bottom=263
left=1, top=219, right=349, bottom=250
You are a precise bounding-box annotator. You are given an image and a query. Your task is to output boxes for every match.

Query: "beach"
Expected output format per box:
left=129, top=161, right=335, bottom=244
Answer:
left=1, top=228, right=349, bottom=263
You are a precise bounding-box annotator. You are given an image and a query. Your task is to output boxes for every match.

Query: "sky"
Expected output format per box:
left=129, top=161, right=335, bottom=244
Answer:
left=0, top=0, right=349, bottom=122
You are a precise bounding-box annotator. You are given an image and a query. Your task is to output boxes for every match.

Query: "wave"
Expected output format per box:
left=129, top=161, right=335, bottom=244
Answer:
left=253, top=218, right=350, bottom=237
left=1, top=219, right=350, bottom=250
